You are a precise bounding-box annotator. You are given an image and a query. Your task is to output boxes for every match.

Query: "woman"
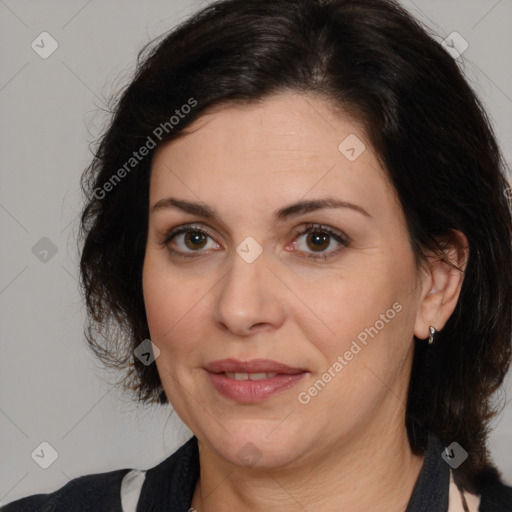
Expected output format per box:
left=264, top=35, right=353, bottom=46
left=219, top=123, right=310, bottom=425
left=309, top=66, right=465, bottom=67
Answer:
left=3, top=0, right=511, bottom=510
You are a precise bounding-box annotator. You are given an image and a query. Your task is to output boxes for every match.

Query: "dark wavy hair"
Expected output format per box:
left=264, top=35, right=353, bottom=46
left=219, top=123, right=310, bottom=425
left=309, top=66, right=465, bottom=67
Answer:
left=79, top=0, right=512, bottom=491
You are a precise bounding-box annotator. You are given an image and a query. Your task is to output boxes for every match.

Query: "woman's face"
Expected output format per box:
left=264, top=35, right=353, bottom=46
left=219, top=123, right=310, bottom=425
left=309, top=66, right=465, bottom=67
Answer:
left=143, top=92, right=426, bottom=469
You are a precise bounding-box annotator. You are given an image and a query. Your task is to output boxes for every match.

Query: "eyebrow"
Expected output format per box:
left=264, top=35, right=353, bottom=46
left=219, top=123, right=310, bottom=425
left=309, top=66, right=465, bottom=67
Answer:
left=151, top=196, right=371, bottom=221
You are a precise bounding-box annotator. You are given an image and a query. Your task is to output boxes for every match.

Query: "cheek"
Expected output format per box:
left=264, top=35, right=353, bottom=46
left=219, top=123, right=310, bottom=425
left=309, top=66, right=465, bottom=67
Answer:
left=339, top=269, right=416, bottom=374
left=296, top=264, right=404, bottom=358
left=142, top=264, right=171, bottom=337
left=142, top=255, right=203, bottom=346
left=295, top=265, right=418, bottom=415
left=297, top=274, right=414, bottom=416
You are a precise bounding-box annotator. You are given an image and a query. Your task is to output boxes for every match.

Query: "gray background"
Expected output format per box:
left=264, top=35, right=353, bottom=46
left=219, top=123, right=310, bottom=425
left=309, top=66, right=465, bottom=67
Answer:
left=1, top=0, right=511, bottom=504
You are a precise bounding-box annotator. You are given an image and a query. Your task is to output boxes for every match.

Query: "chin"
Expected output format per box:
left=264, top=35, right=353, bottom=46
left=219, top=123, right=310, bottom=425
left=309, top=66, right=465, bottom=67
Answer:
left=199, top=421, right=314, bottom=469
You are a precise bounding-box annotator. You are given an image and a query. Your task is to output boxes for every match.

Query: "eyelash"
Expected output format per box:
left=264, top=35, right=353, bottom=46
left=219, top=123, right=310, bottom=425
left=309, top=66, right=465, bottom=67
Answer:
left=160, top=223, right=350, bottom=261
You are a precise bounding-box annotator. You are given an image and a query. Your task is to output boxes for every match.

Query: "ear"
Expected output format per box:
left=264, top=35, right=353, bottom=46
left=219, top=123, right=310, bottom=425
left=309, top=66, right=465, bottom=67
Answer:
left=414, top=230, right=469, bottom=340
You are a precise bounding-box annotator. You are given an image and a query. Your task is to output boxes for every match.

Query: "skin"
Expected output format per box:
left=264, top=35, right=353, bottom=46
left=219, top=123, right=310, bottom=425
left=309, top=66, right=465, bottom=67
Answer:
left=142, top=92, right=468, bottom=511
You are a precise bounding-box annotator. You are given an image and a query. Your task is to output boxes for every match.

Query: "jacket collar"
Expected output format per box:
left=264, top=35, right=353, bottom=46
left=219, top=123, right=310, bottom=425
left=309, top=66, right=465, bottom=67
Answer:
left=405, top=432, right=450, bottom=511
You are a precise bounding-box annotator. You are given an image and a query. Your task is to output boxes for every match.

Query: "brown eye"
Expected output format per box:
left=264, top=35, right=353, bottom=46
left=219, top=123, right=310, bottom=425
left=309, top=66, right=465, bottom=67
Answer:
left=305, top=232, right=330, bottom=252
left=184, top=231, right=208, bottom=250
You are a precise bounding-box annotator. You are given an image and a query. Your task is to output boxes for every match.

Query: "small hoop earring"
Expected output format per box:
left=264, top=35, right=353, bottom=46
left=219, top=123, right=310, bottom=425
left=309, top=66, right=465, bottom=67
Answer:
left=428, top=326, right=437, bottom=345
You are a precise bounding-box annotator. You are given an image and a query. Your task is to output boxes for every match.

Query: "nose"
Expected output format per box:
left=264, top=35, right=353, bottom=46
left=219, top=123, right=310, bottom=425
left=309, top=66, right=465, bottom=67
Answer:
left=213, top=248, right=286, bottom=336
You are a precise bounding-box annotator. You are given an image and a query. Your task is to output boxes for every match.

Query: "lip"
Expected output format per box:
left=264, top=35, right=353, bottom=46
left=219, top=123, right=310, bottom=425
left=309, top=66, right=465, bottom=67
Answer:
left=204, top=358, right=307, bottom=403
left=204, top=358, right=306, bottom=374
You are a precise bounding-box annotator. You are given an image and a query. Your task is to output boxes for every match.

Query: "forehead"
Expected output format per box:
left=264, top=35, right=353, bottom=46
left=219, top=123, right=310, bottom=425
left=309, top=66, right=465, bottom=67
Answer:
left=158, top=93, right=366, bottom=162
left=149, top=92, right=396, bottom=215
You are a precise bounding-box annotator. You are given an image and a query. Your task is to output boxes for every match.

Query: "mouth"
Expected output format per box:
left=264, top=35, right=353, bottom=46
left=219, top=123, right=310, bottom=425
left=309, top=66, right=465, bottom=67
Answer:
left=204, top=359, right=307, bottom=403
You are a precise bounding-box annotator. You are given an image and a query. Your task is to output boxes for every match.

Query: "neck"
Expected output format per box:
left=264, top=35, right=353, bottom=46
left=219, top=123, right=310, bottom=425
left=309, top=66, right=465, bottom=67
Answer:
left=191, top=416, right=425, bottom=512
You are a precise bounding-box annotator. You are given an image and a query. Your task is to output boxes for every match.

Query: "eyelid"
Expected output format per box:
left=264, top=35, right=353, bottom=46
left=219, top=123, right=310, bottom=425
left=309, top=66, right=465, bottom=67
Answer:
left=292, top=223, right=350, bottom=243
left=161, top=223, right=217, bottom=246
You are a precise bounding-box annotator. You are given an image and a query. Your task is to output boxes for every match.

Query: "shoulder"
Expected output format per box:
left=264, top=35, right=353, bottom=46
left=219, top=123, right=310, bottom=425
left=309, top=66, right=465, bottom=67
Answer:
left=1, top=437, right=199, bottom=512
left=0, top=468, right=132, bottom=512
left=452, top=466, right=512, bottom=512
left=476, top=468, right=512, bottom=512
